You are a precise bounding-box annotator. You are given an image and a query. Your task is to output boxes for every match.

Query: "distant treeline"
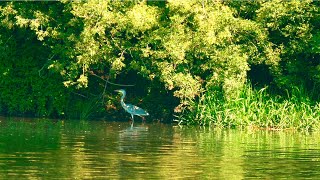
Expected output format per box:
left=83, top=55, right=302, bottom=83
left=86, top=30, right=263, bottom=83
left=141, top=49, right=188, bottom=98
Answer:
left=0, top=1, right=320, bottom=125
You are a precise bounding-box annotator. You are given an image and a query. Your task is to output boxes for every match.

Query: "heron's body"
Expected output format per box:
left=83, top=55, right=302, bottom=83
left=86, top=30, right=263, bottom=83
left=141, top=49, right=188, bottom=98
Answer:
left=115, top=89, right=149, bottom=126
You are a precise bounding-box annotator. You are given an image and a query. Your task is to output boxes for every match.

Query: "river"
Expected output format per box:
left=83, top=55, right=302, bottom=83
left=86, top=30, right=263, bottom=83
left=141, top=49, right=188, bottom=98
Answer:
left=0, top=117, right=319, bottom=179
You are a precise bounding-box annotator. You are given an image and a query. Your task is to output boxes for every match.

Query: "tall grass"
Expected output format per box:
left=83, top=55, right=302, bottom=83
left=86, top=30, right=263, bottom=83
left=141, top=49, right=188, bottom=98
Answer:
left=179, top=84, right=320, bottom=130
left=78, top=97, right=101, bottom=120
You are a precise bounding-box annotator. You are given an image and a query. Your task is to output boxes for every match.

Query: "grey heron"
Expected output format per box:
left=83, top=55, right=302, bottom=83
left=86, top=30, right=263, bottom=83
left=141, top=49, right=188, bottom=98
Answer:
left=115, top=89, right=149, bottom=126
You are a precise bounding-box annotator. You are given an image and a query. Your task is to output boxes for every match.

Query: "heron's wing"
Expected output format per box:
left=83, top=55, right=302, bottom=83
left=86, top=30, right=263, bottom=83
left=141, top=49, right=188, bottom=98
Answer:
left=125, top=103, right=149, bottom=116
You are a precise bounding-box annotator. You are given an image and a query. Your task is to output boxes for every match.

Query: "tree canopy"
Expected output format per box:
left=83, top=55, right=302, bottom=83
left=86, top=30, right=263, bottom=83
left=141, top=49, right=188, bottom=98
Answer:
left=0, top=0, right=319, bottom=121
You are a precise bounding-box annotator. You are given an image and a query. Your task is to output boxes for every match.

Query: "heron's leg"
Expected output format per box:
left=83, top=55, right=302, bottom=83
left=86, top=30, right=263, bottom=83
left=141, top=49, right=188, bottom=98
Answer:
left=131, top=114, right=134, bottom=128
left=141, top=116, right=146, bottom=125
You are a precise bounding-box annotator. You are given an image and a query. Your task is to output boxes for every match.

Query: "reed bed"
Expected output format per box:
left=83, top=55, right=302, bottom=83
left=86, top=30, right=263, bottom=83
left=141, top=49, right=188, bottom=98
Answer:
left=179, top=85, right=320, bottom=130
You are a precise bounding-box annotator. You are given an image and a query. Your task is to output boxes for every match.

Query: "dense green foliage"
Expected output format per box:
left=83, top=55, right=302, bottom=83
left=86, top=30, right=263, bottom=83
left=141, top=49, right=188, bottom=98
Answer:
left=0, top=1, right=320, bottom=129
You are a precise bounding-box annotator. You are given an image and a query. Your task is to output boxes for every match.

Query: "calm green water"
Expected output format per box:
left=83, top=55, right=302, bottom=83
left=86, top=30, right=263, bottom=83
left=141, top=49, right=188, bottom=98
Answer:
left=0, top=117, right=320, bottom=179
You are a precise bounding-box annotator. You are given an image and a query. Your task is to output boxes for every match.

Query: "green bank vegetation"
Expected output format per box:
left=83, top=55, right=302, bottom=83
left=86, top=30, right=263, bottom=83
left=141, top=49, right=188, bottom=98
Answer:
left=180, top=84, right=320, bottom=130
left=0, top=0, right=320, bottom=129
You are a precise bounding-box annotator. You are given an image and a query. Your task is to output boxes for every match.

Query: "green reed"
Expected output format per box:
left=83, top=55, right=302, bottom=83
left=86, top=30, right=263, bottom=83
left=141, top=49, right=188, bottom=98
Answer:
left=78, top=97, right=101, bottom=120
left=180, top=84, right=320, bottom=130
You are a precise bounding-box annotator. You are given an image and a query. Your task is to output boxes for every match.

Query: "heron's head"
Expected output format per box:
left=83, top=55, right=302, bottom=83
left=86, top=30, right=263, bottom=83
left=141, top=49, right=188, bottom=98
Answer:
left=114, top=89, right=126, bottom=95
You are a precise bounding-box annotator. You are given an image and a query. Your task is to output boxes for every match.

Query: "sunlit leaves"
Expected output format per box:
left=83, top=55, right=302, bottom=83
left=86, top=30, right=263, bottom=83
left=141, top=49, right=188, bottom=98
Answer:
left=0, top=3, right=17, bottom=29
left=256, top=0, right=319, bottom=87
left=163, top=26, right=191, bottom=62
left=111, top=56, right=126, bottom=72
left=127, top=3, right=159, bottom=32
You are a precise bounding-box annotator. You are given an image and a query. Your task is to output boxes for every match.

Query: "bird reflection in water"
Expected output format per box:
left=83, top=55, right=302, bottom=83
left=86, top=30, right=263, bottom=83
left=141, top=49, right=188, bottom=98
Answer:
left=118, top=124, right=149, bottom=152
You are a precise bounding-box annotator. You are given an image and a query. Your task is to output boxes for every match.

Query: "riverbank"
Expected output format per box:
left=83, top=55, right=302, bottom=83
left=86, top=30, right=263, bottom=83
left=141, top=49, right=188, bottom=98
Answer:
left=178, top=84, right=320, bottom=131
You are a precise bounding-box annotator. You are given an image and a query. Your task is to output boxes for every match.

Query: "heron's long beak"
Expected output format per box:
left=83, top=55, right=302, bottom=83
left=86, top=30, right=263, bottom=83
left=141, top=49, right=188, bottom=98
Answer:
left=114, top=90, right=119, bottom=92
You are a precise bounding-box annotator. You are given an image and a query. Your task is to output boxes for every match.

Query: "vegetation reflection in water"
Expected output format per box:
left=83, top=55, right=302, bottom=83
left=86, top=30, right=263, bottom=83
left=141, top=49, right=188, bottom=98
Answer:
left=0, top=117, right=319, bottom=179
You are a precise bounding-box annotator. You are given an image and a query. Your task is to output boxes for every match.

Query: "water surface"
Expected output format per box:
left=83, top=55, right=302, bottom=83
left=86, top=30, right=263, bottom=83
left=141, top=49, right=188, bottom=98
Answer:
left=0, top=117, right=319, bottom=179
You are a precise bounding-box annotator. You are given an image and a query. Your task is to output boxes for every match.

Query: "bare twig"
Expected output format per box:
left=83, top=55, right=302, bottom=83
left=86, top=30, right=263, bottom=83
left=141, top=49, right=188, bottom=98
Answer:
left=71, top=91, right=89, bottom=99
left=4, top=35, right=13, bottom=45
left=101, top=71, right=111, bottom=103
left=90, top=73, right=135, bottom=87
left=39, top=54, right=55, bottom=77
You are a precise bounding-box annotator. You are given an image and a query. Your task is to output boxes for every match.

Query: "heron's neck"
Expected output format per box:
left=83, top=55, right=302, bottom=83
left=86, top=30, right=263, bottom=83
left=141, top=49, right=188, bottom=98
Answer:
left=120, top=99, right=126, bottom=106
left=120, top=94, right=126, bottom=107
left=120, top=93, right=126, bottom=100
